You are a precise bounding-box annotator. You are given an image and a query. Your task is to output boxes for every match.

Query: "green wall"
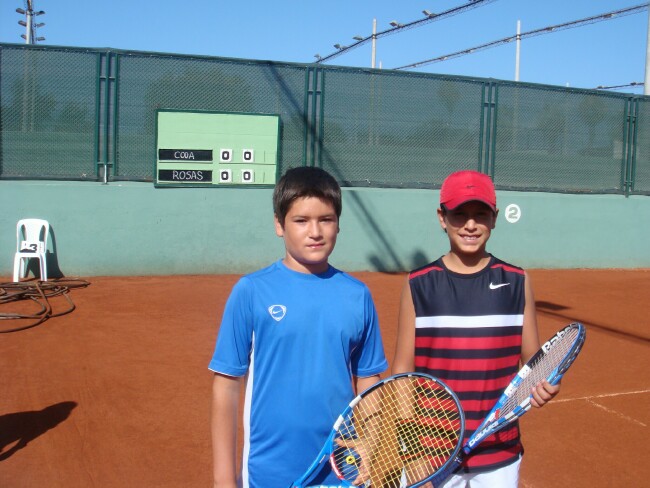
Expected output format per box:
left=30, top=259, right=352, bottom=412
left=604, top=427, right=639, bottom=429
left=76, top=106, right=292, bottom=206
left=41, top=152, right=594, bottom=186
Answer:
left=2, top=181, right=649, bottom=278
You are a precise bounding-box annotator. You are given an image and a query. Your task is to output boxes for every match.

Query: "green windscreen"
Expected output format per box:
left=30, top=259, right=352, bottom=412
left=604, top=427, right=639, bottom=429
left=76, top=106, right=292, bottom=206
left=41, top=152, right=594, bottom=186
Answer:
left=2, top=44, right=648, bottom=196
left=155, top=110, right=280, bottom=187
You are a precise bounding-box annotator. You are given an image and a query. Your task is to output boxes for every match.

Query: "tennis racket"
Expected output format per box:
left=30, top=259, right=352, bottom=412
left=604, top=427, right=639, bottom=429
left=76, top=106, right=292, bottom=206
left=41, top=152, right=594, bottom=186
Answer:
left=290, top=372, right=465, bottom=488
left=429, top=321, right=587, bottom=486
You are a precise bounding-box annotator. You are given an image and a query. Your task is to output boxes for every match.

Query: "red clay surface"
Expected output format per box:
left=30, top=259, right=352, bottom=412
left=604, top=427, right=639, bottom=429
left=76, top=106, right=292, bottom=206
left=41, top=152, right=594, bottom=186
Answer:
left=1, top=269, right=649, bottom=487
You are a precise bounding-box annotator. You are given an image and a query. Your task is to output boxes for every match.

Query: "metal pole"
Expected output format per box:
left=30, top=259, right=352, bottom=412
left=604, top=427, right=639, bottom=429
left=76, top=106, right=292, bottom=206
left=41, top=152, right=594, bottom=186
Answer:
left=643, top=9, right=650, bottom=95
left=371, top=18, right=377, bottom=68
left=515, top=20, right=521, bottom=81
left=26, top=10, right=33, bottom=44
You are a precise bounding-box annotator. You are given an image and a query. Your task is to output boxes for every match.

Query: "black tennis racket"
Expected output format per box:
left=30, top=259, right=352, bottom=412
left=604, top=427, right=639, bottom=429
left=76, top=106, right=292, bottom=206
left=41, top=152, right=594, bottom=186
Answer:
left=429, top=322, right=587, bottom=486
left=290, top=373, right=465, bottom=488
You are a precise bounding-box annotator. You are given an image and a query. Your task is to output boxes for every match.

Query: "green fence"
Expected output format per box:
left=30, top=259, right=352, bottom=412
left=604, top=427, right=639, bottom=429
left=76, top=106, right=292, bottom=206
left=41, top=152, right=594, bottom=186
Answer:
left=1, top=42, right=648, bottom=195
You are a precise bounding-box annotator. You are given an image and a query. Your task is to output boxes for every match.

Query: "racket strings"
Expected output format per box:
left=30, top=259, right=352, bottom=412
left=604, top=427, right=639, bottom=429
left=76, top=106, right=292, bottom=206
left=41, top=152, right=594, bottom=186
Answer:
left=500, top=327, right=580, bottom=416
left=331, top=377, right=463, bottom=487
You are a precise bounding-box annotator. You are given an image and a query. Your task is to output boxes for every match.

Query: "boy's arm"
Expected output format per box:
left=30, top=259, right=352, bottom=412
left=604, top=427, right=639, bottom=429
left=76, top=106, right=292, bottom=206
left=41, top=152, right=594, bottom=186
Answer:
left=521, top=271, right=540, bottom=363
left=211, top=372, right=242, bottom=488
left=520, top=271, right=560, bottom=408
left=356, top=374, right=381, bottom=394
left=392, top=276, right=416, bottom=375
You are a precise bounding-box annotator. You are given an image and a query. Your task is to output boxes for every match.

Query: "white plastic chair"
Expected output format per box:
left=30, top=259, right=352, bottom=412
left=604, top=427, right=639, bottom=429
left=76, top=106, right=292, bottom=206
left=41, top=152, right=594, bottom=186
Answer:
left=13, top=218, right=50, bottom=282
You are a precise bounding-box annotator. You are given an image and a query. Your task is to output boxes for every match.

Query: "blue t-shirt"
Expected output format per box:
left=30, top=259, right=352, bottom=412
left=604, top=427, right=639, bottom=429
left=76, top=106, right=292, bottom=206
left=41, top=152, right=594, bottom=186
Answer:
left=209, top=260, right=388, bottom=488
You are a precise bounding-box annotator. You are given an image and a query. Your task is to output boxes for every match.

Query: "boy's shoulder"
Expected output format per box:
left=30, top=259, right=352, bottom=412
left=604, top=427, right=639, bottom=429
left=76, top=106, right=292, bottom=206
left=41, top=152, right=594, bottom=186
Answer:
left=408, top=255, right=525, bottom=280
left=240, top=261, right=370, bottom=291
left=408, top=257, right=446, bottom=279
left=329, top=265, right=371, bottom=290
left=230, top=261, right=284, bottom=293
left=489, top=255, right=526, bottom=275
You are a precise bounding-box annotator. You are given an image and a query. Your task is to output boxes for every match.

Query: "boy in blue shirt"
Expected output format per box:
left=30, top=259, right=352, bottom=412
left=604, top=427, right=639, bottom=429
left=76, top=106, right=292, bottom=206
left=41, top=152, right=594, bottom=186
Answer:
left=209, top=167, right=388, bottom=488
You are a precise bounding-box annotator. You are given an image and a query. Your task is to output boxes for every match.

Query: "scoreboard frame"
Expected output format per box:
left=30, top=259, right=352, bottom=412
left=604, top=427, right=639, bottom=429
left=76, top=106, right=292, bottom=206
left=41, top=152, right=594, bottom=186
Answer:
left=154, top=109, right=280, bottom=188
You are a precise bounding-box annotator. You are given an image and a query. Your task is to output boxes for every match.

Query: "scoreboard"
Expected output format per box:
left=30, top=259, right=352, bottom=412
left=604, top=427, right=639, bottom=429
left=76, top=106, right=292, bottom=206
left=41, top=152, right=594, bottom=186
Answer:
left=155, top=110, right=280, bottom=187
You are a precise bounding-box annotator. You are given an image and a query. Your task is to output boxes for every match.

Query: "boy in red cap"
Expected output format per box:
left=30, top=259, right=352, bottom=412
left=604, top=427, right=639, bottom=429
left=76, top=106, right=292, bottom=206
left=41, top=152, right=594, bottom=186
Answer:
left=392, top=170, right=559, bottom=487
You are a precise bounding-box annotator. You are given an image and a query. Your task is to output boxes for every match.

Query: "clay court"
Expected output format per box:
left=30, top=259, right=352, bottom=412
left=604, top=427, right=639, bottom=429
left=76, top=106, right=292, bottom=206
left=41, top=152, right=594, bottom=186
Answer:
left=1, top=269, right=649, bottom=487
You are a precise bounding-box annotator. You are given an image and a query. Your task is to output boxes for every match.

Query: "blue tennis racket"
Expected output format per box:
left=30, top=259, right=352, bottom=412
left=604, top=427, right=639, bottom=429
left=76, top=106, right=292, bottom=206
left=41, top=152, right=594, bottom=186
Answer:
left=429, top=322, right=587, bottom=486
left=290, top=373, right=465, bottom=488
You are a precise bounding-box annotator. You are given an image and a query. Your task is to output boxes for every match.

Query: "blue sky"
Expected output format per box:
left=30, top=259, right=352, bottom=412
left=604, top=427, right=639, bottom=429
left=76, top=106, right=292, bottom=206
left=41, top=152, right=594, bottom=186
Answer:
left=1, top=0, right=648, bottom=94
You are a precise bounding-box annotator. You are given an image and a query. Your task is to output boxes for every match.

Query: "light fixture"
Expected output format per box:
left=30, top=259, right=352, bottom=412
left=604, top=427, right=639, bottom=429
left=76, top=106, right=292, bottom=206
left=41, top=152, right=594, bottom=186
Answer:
left=353, top=35, right=363, bottom=41
left=16, top=3, right=46, bottom=45
left=389, top=21, right=399, bottom=27
left=423, top=10, right=434, bottom=17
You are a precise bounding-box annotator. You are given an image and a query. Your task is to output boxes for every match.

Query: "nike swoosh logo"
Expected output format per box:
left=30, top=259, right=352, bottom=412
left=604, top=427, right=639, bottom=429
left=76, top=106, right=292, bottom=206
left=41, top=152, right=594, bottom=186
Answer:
left=489, top=282, right=510, bottom=289
left=268, top=305, right=287, bottom=322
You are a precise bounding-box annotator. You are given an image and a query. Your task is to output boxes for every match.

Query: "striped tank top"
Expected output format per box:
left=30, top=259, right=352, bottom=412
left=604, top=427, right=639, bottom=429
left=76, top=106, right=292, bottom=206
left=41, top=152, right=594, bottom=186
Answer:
left=408, top=255, right=526, bottom=472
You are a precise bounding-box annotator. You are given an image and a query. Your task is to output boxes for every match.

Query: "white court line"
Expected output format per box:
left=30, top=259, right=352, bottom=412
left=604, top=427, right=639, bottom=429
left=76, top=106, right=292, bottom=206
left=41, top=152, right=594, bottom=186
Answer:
left=553, top=389, right=650, bottom=403
left=585, top=400, right=647, bottom=427
left=553, top=389, right=650, bottom=427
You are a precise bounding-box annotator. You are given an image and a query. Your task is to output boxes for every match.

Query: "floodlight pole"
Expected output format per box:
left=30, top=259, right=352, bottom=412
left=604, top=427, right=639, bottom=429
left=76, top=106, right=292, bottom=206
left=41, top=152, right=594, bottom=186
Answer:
left=645, top=7, right=650, bottom=95
left=25, top=9, right=33, bottom=44
left=371, top=18, right=377, bottom=68
left=16, top=0, right=45, bottom=44
left=515, top=20, right=521, bottom=81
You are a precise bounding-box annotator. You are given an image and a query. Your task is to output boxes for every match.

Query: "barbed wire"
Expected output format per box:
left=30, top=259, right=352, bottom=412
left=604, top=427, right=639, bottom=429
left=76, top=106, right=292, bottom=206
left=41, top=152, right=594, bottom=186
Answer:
left=595, top=81, right=644, bottom=90
left=313, top=0, right=499, bottom=64
left=395, top=3, right=648, bottom=70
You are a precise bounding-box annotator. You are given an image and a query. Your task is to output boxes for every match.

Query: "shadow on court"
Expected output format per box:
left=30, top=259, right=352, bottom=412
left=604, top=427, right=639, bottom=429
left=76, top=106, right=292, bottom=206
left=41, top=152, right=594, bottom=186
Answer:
left=0, top=402, right=77, bottom=461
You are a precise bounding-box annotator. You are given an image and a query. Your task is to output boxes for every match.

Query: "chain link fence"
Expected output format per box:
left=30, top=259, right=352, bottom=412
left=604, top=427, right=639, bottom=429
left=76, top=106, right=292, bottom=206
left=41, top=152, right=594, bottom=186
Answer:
left=1, top=43, right=648, bottom=195
left=1, top=46, right=98, bottom=180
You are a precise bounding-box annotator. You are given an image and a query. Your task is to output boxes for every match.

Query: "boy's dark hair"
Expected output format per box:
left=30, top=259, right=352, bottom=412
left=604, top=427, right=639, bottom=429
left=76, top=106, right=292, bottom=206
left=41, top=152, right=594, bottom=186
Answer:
left=273, top=167, right=342, bottom=225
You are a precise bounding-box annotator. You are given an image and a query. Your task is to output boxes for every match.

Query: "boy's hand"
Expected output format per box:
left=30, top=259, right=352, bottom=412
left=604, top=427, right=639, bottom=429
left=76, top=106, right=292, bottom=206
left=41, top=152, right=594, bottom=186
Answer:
left=530, top=380, right=560, bottom=408
left=334, top=437, right=372, bottom=486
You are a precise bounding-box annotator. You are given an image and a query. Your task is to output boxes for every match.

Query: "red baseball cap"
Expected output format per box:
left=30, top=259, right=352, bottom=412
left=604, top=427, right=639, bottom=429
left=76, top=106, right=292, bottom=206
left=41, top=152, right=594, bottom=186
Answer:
left=440, top=170, right=496, bottom=212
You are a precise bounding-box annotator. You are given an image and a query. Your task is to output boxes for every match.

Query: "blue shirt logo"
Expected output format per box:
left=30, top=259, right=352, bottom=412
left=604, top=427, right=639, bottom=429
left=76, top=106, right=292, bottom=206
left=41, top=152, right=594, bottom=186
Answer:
left=268, top=304, right=287, bottom=322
